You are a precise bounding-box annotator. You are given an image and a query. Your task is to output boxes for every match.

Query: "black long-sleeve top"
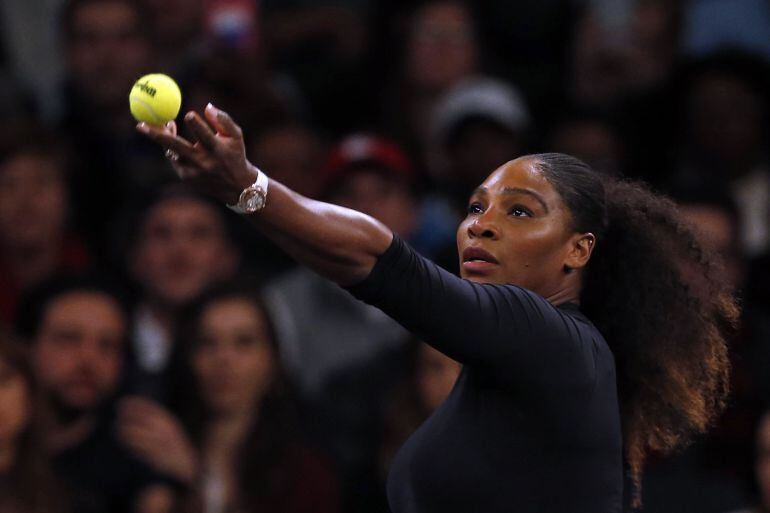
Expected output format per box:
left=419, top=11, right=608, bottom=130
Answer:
left=347, top=236, right=623, bottom=513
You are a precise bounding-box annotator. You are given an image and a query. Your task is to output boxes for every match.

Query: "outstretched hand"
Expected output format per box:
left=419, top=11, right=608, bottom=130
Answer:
left=137, top=103, right=257, bottom=205
left=138, top=101, right=390, bottom=286
left=117, top=396, right=199, bottom=485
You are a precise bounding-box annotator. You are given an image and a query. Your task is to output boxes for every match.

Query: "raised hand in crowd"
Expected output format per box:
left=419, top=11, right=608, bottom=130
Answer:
left=118, top=396, right=198, bottom=486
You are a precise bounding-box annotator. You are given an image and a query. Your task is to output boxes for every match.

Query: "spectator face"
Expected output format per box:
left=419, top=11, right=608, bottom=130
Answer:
left=192, top=298, right=274, bottom=416
left=680, top=204, right=744, bottom=290
left=65, top=0, right=151, bottom=109
left=132, top=197, right=237, bottom=307
left=570, top=0, right=679, bottom=105
left=249, top=126, right=325, bottom=199
left=0, top=153, right=68, bottom=248
left=447, top=120, right=525, bottom=190
left=406, top=2, right=478, bottom=92
left=330, top=168, right=418, bottom=238
left=687, top=74, right=765, bottom=166
left=626, top=0, right=680, bottom=88
left=142, top=0, right=203, bottom=47
left=0, top=356, right=31, bottom=458
left=756, top=413, right=770, bottom=509
left=416, top=344, right=460, bottom=411
left=548, top=120, right=621, bottom=177
left=32, top=291, right=126, bottom=412
left=570, top=13, right=628, bottom=107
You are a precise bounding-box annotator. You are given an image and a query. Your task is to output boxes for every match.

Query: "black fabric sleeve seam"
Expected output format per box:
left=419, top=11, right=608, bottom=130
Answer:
left=345, top=233, right=403, bottom=296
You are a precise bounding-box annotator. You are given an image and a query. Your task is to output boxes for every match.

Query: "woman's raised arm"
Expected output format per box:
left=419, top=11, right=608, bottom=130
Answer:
left=138, top=104, right=393, bottom=285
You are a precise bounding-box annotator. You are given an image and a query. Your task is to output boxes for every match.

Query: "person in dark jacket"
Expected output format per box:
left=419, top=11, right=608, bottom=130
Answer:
left=138, top=105, right=737, bottom=512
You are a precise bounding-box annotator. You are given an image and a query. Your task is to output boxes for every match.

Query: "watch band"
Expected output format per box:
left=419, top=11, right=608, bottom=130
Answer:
left=227, top=168, right=269, bottom=214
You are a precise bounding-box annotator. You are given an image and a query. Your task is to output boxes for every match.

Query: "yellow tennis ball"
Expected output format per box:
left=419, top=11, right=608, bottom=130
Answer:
left=129, top=73, right=182, bottom=125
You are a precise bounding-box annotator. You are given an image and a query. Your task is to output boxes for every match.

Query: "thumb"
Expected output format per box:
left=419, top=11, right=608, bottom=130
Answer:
left=204, top=103, right=243, bottom=139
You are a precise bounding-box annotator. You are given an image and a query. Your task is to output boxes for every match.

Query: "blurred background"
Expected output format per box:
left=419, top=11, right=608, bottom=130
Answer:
left=0, top=0, right=769, bottom=512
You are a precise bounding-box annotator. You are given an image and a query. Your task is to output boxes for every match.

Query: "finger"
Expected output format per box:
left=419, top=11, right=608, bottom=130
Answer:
left=122, top=411, right=168, bottom=433
left=122, top=439, right=159, bottom=462
left=117, top=400, right=143, bottom=423
left=184, top=111, right=218, bottom=151
left=117, top=414, right=167, bottom=439
left=118, top=405, right=165, bottom=431
left=122, top=437, right=174, bottom=465
left=117, top=413, right=154, bottom=433
left=128, top=397, right=176, bottom=430
left=205, top=103, right=242, bottom=139
left=119, top=423, right=171, bottom=450
left=137, top=123, right=196, bottom=160
left=164, top=120, right=178, bottom=136
left=122, top=396, right=167, bottom=416
left=117, top=425, right=154, bottom=448
left=119, top=396, right=161, bottom=420
left=120, top=395, right=150, bottom=409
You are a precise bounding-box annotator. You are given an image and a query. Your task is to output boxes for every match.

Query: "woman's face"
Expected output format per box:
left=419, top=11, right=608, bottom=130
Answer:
left=406, top=2, right=478, bottom=91
left=456, top=157, right=582, bottom=296
left=192, top=298, right=275, bottom=416
left=0, top=357, right=31, bottom=452
left=0, top=153, right=67, bottom=248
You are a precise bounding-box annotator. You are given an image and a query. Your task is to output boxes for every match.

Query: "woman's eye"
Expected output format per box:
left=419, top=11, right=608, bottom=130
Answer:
left=467, top=202, right=484, bottom=214
left=235, top=335, right=259, bottom=349
left=510, top=206, right=532, bottom=217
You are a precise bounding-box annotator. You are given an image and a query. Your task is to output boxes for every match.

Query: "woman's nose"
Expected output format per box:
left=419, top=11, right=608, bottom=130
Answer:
left=468, top=212, right=499, bottom=239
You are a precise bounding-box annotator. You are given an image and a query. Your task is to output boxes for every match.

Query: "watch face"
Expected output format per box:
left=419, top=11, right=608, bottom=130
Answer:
left=241, top=186, right=266, bottom=213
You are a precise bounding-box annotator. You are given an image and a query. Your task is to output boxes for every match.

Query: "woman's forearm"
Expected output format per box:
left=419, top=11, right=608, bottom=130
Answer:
left=240, top=164, right=393, bottom=285
left=137, top=107, right=392, bottom=284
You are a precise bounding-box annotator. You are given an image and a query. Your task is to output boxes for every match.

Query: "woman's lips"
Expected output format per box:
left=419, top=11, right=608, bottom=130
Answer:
left=462, top=260, right=499, bottom=274
left=462, top=247, right=499, bottom=275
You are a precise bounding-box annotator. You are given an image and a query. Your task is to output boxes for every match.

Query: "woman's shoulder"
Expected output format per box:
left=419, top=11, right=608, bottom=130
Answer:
left=489, top=283, right=600, bottom=329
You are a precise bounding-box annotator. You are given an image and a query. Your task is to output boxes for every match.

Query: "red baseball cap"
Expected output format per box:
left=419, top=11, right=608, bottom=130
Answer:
left=320, top=134, right=414, bottom=192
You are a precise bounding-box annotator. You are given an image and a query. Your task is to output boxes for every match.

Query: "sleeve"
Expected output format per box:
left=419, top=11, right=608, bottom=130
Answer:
left=345, top=236, right=598, bottom=387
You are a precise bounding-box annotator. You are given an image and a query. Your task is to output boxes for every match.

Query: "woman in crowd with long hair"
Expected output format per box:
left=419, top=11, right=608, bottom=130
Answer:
left=0, top=329, right=66, bottom=513
left=138, top=105, right=737, bottom=511
left=120, top=282, right=339, bottom=513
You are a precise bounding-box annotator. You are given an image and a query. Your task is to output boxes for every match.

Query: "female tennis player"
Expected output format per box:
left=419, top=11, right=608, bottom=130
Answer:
left=138, top=104, right=737, bottom=512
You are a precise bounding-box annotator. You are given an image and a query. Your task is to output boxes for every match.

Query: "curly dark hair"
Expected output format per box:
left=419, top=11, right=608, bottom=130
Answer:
left=533, top=153, right=738, bottom=507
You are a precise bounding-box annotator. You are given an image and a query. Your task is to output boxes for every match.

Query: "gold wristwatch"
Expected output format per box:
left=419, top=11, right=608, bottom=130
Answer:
left=227, top=168, right=269, bottom=214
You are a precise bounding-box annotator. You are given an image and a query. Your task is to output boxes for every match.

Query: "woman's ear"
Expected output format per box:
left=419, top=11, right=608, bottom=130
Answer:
left=564, top=233, right=596, bottom=272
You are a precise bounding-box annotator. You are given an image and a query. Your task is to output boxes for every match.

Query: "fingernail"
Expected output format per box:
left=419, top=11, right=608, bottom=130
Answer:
left=206, top=102, right=216, bottom=112
left=185, top=112, right=195, bottom=121
left=136, top=122, right=149, bottom=133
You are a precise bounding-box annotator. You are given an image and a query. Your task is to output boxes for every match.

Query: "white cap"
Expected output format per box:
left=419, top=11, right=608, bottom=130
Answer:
left=431, top=76, right=531, bottom=145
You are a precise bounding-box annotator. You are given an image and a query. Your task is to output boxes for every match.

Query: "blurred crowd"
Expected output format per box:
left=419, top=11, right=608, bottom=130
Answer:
left=0, top=0, right=769, bottom=512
